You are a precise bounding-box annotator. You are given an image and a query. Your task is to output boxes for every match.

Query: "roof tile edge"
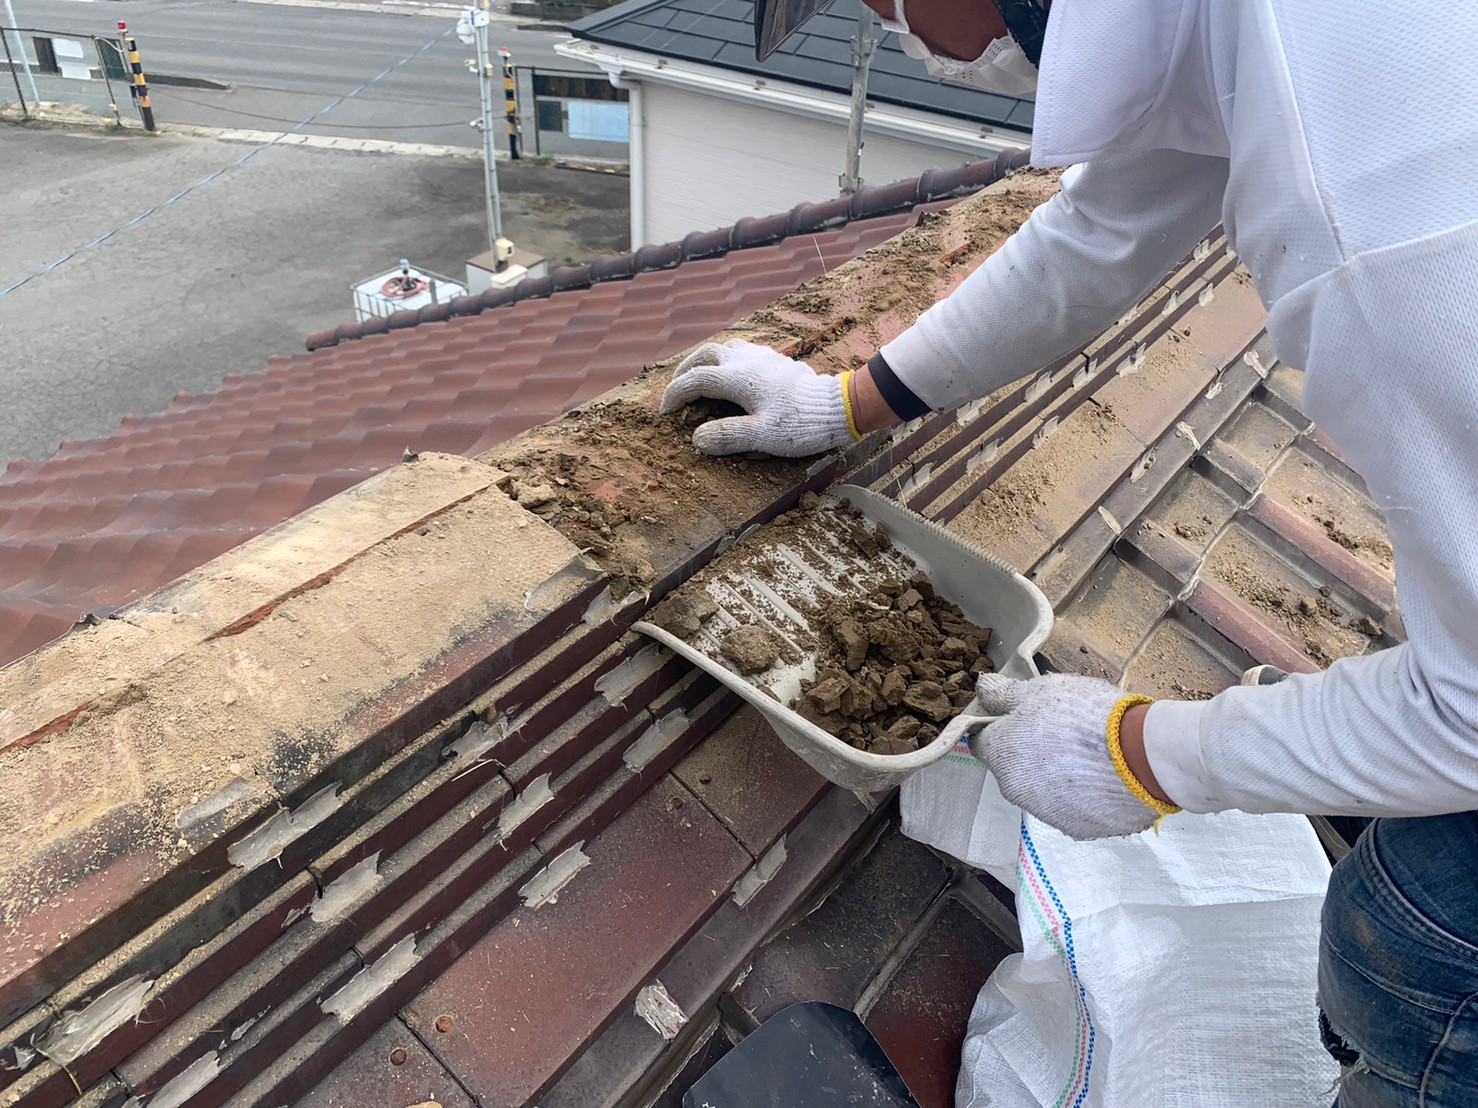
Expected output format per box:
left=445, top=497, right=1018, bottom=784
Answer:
left=302, top=149, right=1031, bottom=352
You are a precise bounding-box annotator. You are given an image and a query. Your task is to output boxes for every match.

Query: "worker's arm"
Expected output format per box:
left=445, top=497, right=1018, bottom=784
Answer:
left=662, top=148, right=1229, bottom=453
left=1146, top=639, right=1478, bottom=819
left=1142, top=221, right=1478, bottom=819
left=876, top=147, right=1230, bottom=416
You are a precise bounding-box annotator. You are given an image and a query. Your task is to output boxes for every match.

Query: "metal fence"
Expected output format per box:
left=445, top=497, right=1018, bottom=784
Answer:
left=515, top=66, right=628, bottom=161
left=2, top=25, right=142, bottom=126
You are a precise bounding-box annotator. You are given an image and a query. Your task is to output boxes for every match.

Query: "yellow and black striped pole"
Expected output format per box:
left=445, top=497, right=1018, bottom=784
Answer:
left=117, top=21, right=155, bottom=132
left=499, top=46, right=520, bottom=160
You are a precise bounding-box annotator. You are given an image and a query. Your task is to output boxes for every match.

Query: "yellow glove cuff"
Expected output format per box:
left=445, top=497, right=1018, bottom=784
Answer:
left=839, top=370, right=863, bottom=443
left=1106, top=694, right=1181, bottom=817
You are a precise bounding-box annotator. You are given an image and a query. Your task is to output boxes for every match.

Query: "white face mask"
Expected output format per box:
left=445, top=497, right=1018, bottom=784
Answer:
left=880, top=0, right=1039, bottom=97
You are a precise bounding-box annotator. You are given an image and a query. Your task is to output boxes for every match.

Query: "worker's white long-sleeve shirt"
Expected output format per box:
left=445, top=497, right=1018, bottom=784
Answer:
left=881, top=0, right=1478, bottom=818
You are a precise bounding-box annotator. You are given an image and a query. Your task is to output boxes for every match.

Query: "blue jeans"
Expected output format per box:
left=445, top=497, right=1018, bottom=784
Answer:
left=1319, top=813, right=1478, bottom=1106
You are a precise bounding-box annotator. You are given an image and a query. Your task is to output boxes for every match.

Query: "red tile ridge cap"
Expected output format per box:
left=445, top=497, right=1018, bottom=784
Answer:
left=302, top=149, right=1032, bottom=352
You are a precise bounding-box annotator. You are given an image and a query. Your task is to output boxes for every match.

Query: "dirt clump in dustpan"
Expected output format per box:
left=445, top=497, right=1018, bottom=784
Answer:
left=793, top=576, right=994, bottom=755
left=645, top=494, right=994, bottom=757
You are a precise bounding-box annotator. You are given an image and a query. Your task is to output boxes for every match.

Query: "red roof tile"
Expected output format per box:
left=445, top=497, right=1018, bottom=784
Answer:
left=0, top=171, right=1401, bottom=1108
left=0, top=153, right=1030, bottom=672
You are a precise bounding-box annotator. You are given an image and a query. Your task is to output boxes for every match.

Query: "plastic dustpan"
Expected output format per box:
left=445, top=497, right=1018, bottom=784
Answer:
left=634, top=484, right=1052, bottom=793
left=681, top=1001, right=921, bottom=1107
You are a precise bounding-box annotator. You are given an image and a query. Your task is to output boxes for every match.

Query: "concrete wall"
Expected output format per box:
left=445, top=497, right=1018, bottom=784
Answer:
left=636, top=82, right=1005, bottom=246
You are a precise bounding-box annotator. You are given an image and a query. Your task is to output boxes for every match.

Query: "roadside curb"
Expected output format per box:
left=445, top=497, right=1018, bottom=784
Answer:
left=552, top=158, right=629, bottom=176
left=0, top=111, right=628, bottom=170
left=0, top=106, right=145, bottom=132
left=150, top=73, right=233, bottom=92
left=174, top=123, right=484, bottom=157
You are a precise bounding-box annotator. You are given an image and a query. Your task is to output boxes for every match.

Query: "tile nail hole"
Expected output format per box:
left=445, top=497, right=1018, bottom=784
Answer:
left=435, top=1015, right=454, bottom=1033
left=389, top=1048, right=408, bottom=1066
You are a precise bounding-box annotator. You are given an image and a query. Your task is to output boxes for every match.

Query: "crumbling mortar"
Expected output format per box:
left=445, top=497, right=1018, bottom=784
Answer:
left=206, top=486, right=490, bottom=641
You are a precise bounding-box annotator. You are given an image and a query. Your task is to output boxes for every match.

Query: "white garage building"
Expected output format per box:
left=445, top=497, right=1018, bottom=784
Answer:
left=556, top=0, right=1033, bottom=247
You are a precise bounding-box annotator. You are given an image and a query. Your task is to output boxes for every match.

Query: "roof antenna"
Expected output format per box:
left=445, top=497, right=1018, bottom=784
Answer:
left=839, top=4, right=877, bottom=196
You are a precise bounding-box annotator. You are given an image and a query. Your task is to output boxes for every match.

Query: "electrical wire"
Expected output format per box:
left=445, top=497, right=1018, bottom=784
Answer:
left=159, top=88, right=473, bottom=130
left=0, top=24, right=459, bottom=301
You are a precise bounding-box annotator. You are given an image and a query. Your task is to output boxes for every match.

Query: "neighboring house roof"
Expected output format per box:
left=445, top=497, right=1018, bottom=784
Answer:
left=0, top=153, right=1027, bottom=672
left=0, top=167, right=1398, bottom=1108
left=567, top=0, right=1036, bottom=132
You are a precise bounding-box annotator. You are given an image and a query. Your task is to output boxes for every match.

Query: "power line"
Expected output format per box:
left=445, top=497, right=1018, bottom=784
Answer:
left=160, top=88, right=473, bottom=131
left=0, top=25, right=458, bottom=301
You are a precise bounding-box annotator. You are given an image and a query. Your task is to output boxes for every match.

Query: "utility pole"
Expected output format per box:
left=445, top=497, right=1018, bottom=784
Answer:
left=2, top=0, right=40, bottom=111
left=839, top=3, right=876, bottom=196
left=458, top=0, right=513, bottom=273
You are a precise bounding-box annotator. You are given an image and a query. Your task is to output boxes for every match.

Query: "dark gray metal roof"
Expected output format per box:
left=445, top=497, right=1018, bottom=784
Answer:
left=567, top=0, right=1034, bottom=132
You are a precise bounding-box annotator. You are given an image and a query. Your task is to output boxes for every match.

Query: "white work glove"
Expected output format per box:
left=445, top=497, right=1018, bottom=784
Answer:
left=971, top=673, right=1178, bottom=840
left=659, top=340, right=853, bottom=457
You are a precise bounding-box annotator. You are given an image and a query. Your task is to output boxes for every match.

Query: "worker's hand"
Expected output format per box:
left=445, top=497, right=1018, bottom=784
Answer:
left=659, top=340, right=852, bottom=457
left=971, top=673, right=1170, bottom=840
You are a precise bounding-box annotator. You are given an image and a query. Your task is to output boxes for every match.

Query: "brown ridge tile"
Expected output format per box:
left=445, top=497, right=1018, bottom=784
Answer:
left=229, top=849, right=544, bottom=1108
left=1247, top=494, right=1397, bottom=614
left=534, top=686, right=740, bottom=862
left=10, top=871, right=319, bottom=1101
left=296, top=1016, right=474, bottom=1108
left=656, top=786, right=874, bottom=1020
left=731, top=212, right=792, bottom=249
left=673, top=704, right=829, bottom=857
left=1051, top=555, right=1174, bottom=673
left=730, top=825, right=951, bottom=1026
left=404, top=775, right=752, bottom=1107
left=1182, top=579, right=1321, bottom=675
left=864, top=896, right=1017, bottom=1108
left=345, top=771, right=523, bottom=965
left=787, top=196, right=851, bottom=235
left=1121, top=615, right=1245, bottom=701
left=531, top=1008, right=668, bottom=1108
left=113, top=877, right=359, bottom=1098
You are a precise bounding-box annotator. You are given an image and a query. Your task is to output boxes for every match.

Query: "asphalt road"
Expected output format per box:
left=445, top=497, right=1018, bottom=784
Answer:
left=8, top=0, right=597, bottom=145
left=0, top=125, right=628, bottom=464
